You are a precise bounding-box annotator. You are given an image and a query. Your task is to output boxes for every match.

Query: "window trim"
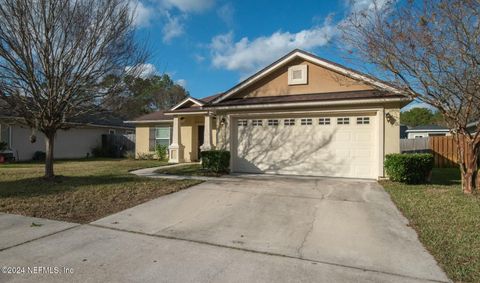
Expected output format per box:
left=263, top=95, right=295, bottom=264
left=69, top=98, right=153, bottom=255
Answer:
left=337, top=117, right=350, bottom=125
left=319, top=118, right=331, bottom=125
left=284, top=118, right=295, bottom=126
left=252, top=119, right=263, bottom=126
left=267, top=119, right=279, bottom=126
left=356, top=117, right=370, bottom=125
left=155, top=126, right=171, bottom=147
left=237, top=119, right=248, bottom=126
left=288, top=65, right=308, bottom=85
left=300, top=118, right=313, bottom=125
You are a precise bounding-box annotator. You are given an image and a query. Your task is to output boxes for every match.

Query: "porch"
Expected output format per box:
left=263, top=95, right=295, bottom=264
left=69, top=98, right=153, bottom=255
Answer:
left=167, top=113, right=218, bottom=163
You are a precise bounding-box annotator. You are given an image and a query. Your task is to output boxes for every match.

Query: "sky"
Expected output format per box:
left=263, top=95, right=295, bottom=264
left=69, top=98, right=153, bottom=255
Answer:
left=132, top=0, right=421, bottom=110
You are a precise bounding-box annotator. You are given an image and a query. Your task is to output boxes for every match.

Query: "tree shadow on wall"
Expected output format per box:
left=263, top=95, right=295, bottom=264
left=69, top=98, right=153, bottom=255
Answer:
left=234, top=124, right=346, bottom=176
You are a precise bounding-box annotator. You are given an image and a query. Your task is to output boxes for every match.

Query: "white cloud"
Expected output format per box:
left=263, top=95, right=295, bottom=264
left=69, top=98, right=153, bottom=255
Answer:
left=217, top=3, right=234, bottom=26
left=162, top=0, right=214, bottom=13
left=162, top=13, right=186, bottom=43
left=176, top=79, right=187, bottom=87
left=130, top=1, right=156, bottom=28
left=208, top=0, right=396, bottom=76
left=126, top=63, right=158, bottom=78
left=193, top=54, right=206, bottom=63
left=210, top=18, right=336, bottom=74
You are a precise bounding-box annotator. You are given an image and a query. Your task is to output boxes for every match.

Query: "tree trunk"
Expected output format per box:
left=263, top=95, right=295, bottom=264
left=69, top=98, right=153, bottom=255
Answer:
left=456, top=135, right=479, bottom=194
left=44, top=131, right=55, bottom=179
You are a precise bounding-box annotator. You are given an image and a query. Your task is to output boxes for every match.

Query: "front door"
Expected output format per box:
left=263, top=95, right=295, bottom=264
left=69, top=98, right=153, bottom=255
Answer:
left=198, top=125, right=204, bottom=161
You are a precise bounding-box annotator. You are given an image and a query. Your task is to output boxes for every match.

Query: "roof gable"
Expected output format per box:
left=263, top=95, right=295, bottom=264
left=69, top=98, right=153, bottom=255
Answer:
left=170, top=97, right=204, bottom=110
left=229, top=57, right=375, bottom=100
left=211, top=49, right=402, bottom=104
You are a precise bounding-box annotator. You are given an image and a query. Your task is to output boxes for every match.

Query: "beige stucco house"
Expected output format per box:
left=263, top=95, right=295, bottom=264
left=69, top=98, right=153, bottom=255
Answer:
left=129, top=49, right=410, bottom=179
left=0, top=112, right=133, bottom=161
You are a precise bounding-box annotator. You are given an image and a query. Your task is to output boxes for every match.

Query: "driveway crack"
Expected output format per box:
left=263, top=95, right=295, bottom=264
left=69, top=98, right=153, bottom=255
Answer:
left=296, top=204, right=319, bottom=258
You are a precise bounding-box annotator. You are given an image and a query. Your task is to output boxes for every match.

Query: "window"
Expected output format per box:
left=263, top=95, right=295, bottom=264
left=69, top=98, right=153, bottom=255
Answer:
left=252, top=119, right=263, bottom=126
left=288, top=65, right=308, bottom=85
left=357, top=117, right=370, bottom=124
left=337, top=117, right=350, bottom=125
left=319, top=118, right=331, bottom=125
left=284, top=119, right=295, bottom=126
left=108, top=129, right=116, bottom=135
left=301, top=118, right=313, bottom=125
left=238, top=119, right=248, bottom=126
left=0, top=124, right=11, bottom=148
left=125, top=130, right=134, bottom=135
left=267, top=119, right=279, bottom=126
left=155, top=127, right=171, bottom=147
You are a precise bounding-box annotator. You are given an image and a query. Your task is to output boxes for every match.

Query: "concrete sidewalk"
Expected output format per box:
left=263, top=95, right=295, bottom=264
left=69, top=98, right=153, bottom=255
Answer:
left=0, top=213, right=78, bottom=251
left=130, top=163, right=238, bottom=181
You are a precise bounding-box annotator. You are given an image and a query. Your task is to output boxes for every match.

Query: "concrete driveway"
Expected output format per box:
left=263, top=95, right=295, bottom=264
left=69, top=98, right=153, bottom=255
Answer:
left=0, top=176, right=449, bottom=282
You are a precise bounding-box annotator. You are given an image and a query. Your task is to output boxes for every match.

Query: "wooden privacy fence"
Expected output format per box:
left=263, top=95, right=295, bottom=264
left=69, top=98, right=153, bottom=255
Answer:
left=400, top=136, right=478, bottom=168
left=429, top=136, right=458, bottom=168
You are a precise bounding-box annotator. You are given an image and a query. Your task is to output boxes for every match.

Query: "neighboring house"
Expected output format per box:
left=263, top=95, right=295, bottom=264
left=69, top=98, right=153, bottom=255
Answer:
left=128, top=49, right=410, bottom=179
left=0, top=110, right=133, bottom=161
left=405, top=125, right=450, bottom=139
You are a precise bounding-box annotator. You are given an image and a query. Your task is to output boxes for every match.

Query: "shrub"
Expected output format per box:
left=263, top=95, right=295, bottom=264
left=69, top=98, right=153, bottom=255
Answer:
left=384, top=153, right=434, bottom=184
left=137, top=152, right=155, bottom=160
left=124, top=150, right=136, bottom=160
left=32, top=151, right=46, bottom=161
left=155, top=144, right=169, bottom=161
left=200, top=150, right=230, bottom=173
left=91, top=145, right=116, bottom=158
left=0, top=141, right=7, bottom=151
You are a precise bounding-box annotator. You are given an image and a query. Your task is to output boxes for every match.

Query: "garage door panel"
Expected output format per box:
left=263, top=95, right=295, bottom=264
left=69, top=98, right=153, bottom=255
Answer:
left=233, top=115, right=377, bottom=179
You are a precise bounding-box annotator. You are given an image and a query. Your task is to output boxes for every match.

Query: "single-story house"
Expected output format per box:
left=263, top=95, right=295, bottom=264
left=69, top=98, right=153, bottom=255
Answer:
left=128, top=49, right=410, bottom=179
left=0, top=109, right=133, bottom=161
left=405, top=125, right=450, bottom=139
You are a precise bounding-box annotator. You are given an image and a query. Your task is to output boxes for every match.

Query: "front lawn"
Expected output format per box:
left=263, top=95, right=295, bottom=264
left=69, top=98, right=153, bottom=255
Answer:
left=381, top=168, right=480, bottom=282
left=155, top=163, right=222, bottom=177
left=0, top=159, right=201, bottom=223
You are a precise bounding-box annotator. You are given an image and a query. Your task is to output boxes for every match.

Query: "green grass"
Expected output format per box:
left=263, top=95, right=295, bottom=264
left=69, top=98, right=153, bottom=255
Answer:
left=0, top=159, right=201, bottom=223
left=380, top=168, right=480, bottom=282
left=155, top=163, right=222, bottom=177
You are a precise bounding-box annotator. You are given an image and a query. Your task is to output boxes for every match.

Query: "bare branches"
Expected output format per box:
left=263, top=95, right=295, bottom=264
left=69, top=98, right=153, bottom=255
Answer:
left=341, top=0, right=480, bottom=193
left=341, top=0, right=480, bottom=131
left=0, top=0, right=146, bottom=132
left=0, top=0, right=147, bottom=178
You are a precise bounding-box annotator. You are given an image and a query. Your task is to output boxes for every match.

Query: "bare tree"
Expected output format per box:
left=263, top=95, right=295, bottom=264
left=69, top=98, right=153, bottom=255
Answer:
left=341, top=0, right=480, bottom=194
left=0, top=0, right=147, bottom=179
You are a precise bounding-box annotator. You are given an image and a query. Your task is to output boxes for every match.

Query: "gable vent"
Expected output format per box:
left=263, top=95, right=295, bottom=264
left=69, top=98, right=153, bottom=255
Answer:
left=288, top=64, right=308, bottom=85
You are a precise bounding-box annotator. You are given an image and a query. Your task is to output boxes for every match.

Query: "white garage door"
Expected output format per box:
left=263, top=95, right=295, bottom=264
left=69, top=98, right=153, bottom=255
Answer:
left=232, top=114, right=378, bottom=179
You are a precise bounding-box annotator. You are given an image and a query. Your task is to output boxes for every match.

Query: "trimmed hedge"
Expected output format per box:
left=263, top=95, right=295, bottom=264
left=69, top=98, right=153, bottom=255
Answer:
left=384, top=153, right=434, bottom=184
left=200, top=150, right=230, bottom=173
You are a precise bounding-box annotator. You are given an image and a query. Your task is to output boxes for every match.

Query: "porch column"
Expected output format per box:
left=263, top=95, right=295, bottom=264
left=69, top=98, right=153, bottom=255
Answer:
left=168, top=116, right=184, bottom=163
left=200, top=114, right=214, bottom=151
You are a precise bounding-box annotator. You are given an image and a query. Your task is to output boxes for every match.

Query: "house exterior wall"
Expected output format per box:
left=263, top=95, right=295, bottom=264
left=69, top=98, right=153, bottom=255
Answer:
left=214, top=103, right=401, bottom=178
left=134, top=122, right=171, bottom=157
left=232, top=58, right=375, bottom=99
left=406, top=132, right=449, bottom=139
left=134, top=117, right=217, bottom=162
left=384, top=107, right=401, bottom=155
left=8, top=124, right=129, bottom=161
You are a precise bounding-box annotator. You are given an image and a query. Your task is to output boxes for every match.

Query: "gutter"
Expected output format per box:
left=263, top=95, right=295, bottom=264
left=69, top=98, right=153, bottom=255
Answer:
left=204, top=97, right=410, bottom=111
